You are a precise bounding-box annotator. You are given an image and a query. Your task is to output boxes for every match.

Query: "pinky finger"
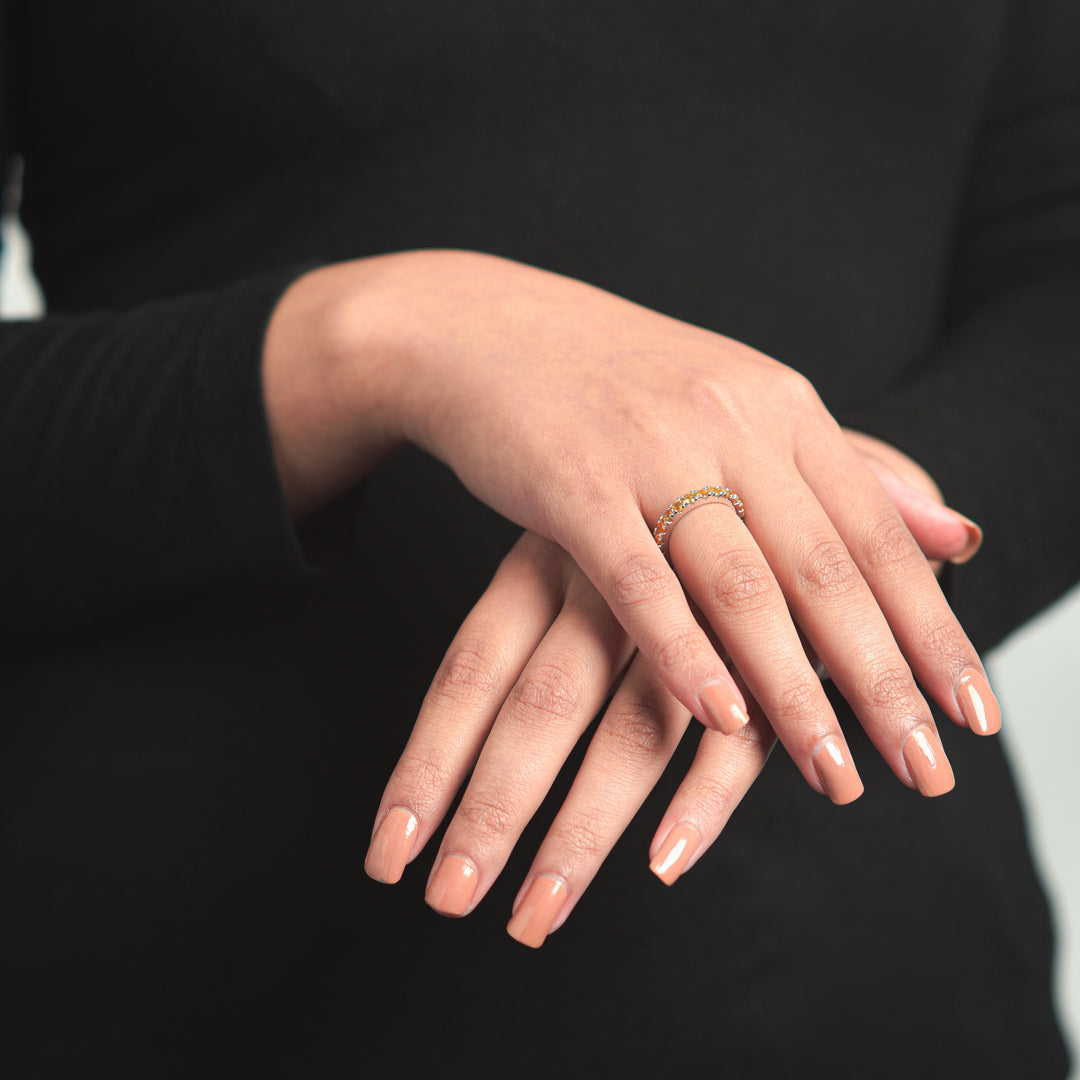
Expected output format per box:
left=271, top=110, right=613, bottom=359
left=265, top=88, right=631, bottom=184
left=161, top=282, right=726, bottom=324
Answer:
left=648, top=704, right=777, bottom=885
left=859, top=455, right=982, bottom=566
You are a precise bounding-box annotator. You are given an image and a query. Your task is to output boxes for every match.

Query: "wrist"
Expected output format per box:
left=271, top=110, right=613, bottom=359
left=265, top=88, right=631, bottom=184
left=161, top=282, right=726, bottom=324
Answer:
left=262, top=258, right=412, bottom=518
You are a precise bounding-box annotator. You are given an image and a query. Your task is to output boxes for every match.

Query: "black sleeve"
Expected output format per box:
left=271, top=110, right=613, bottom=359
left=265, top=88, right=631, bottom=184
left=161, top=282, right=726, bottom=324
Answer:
left=0, top=282, right=315, bottom=640
left=1, top=7, right=310, bottom=640
left=837, top=0, right=1080, bottom=653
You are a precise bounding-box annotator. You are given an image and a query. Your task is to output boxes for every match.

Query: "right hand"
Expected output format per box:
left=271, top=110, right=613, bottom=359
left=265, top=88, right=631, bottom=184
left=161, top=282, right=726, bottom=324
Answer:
left=263, top=249, right=999, bottom=804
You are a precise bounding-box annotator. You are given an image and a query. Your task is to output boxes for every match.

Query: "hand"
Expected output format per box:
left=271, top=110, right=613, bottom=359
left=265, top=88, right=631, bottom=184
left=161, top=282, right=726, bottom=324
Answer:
left=363, top=439, right=988, bottom=946
left=364, top=529, right=775, bottom=946
left=265, top=250, right=1000, bottom=805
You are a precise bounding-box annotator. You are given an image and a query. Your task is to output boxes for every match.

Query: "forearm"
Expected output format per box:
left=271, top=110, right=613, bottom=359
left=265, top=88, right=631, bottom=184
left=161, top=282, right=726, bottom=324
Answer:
left=0, top=272, right=307, bottom=637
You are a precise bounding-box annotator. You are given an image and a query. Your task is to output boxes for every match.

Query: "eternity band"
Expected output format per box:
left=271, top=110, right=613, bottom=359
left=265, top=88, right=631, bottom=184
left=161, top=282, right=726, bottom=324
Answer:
left=653, top=485, right=746, bottom=554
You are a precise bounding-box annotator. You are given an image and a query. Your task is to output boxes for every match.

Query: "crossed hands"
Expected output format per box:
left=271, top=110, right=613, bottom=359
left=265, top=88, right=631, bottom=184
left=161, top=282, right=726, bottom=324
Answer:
left=263, top=250, right=998, bottom=948
left=361, top=441, right=992, bottom=948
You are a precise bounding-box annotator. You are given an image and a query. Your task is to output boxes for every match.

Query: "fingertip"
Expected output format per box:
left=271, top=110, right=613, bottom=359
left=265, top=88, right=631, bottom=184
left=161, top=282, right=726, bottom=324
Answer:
left=810, top=736, right=864, bottom=805
left=364, top=806, right=419, bottom=884
left=957, top=668, right=1002, bottom=735
left=948, top=516, right=984, bottom=566
left=699, top=680, right=750, bottom=734
left=649, top=823, right=701, bottom=885
left=507, top=876, right=568, bottom=948
left=425, top=854, right=480, bottom=916
left=902, top=725, right=955, bottom=797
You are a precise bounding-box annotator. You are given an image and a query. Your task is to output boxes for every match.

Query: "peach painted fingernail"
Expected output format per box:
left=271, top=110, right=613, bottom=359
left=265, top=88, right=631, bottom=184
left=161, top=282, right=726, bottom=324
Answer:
left=649, top=823, right=700, bottom=885
left=700, top=681, right=750, bottom=734
left=903, top=726, right=955, bottom=797
left=811, top=736, right=864, bottom=805
left=958, top=668, right=1001, bottom=736
left=426, top=855, right=479, bottom=917
left=506, top=876, right=567, bottom=948
left=949, top=515, right=983, bottom=565
left=363, top=806, right=418, bottom=884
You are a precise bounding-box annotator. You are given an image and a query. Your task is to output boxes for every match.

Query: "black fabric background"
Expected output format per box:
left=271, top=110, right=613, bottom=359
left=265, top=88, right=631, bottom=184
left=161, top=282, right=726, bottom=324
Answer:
left=1, top=2, right=1076, bottom=1075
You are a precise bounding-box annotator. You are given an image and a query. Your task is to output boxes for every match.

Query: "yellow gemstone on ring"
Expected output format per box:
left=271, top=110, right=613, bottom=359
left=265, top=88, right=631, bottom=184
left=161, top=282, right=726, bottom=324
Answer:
left=653, top=485, right=746, bottom=553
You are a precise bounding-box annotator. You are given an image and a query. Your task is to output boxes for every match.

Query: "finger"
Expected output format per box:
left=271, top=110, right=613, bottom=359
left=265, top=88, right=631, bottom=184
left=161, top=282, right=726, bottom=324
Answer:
left=649, top=700, right=778, bottom=885
left=703, top=473, right=959, bottom=797
left=555, top=496, right=751, bottom=736
left=363, top=533, right=565, bottom=885
left=860, top=455, right=982, bottom=565
left=802, top=439, right=1001, bottom=740
left=423, top=575, right=634, bottom=916
left=504, top=653, right=692, bottom=947
left=668, top=500, right=871, bottom=800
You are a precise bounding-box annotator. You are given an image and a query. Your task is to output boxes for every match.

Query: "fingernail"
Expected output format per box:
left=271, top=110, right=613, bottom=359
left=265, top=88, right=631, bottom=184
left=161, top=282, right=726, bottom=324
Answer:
left=811, top=736, right=864, bottom=805
left=949, top=514, right=983, bottom=565
left=903, top=725, right=955, bottom=797
left=506, top=876, right=567, bottom=948
left=958, top=668, right=1001, bottom=736
left=700, top=681, right=750, bottom=735
left=364, top=806, right=418, bottom=884
left=426, top=855, right=479, bottom=917
left=649, top=823, right=700, bottom=885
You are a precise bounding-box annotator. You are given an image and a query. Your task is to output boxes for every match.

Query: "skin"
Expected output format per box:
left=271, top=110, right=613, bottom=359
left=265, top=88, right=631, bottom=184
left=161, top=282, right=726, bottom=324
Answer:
left=262, top=248, right=990, bottom=932
left=374, top=482, right=974, bottom=929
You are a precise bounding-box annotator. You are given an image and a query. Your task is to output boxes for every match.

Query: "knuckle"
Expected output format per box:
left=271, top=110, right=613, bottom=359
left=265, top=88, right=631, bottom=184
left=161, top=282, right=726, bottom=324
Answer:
left=432, top=642, right=504, bottom=704
left=856, top=661, right=917, bottom=712
left=455, top=786, right=521, bottom=843
left=782, top=366, right=816, bottom=399
left=393, top=750, right=456, bottom=800
left=549, top=806, right=612, bottom=863
left=653, top=627, right=706, bottom=676
left=793, top=536, right=861, bottom=601
left=768, top=676, right=826, bottom=729
left=683, top=725, right=776, bottom=820
left=682, top=770, right=737, bottom=820
left=601, top=702, right=673, bottom=766
left=507, top=656, right=587, bottom=726
left=727, top=717, right=775, bottom=758
left=775, top=366, right=824, bottom=415
left=915, top=609, right=971, bottom=666
left=856, top=512, right=920, bottom=574
left=709, top=549, right=774, bottom=614
left=609, top=550, right=671, bottom=610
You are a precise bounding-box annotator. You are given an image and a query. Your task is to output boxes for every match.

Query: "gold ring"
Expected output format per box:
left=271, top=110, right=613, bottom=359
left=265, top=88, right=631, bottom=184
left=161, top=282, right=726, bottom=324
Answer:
left=653, top=485, right=746, bottom=554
